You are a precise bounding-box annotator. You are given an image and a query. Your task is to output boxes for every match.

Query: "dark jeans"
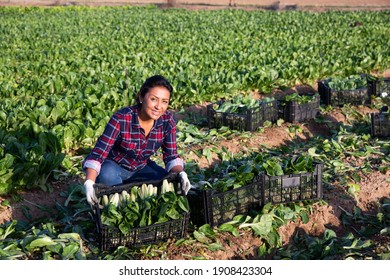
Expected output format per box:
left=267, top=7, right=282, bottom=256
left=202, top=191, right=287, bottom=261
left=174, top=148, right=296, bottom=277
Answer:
left=96, top=160, right=168, bottom=187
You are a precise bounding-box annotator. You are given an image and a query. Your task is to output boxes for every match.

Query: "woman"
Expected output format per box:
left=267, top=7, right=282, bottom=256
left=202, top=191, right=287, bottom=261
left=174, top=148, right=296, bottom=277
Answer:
left=83, top=75, right=191, bottom=206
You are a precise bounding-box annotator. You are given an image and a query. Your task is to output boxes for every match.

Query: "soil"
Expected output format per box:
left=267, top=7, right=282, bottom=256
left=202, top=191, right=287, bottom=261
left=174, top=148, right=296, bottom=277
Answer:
left=0, top=3, right=389, bottom=260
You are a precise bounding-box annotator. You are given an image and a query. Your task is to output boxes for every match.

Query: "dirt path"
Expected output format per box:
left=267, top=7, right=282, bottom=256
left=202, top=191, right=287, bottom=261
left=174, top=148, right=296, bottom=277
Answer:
left=1, top=0, right=389, bottom=10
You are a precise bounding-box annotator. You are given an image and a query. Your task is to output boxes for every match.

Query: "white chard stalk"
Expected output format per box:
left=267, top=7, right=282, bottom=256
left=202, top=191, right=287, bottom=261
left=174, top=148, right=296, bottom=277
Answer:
left=161, top=179, right=175, bottom=194
left=103, top=181, right=171, bottom=210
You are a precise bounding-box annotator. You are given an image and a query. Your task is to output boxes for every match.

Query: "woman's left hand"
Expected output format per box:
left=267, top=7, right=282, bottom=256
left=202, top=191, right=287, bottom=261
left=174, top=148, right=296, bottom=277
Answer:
left=178, top=171, right=191, bottom=195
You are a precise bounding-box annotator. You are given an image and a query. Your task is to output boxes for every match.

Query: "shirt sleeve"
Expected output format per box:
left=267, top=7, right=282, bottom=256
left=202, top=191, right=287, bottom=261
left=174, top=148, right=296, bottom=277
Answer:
left=82, top=113, right=121, bottom=174
left=161, top=114, right=183, bottom=171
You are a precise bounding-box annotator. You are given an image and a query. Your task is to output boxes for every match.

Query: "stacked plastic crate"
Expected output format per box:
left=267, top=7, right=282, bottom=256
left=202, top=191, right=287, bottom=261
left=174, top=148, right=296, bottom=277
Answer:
left=368, top=76, right=390, bottom=138
left=187, top=159, right=323, bottom=227
left=207, top=97, right=279, bottom=131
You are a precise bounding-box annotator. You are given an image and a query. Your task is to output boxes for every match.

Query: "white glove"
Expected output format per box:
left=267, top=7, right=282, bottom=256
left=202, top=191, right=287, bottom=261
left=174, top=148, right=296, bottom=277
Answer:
left=84, top=179, right=98, bottom=206
left=178, top=171, right=191, bottom=195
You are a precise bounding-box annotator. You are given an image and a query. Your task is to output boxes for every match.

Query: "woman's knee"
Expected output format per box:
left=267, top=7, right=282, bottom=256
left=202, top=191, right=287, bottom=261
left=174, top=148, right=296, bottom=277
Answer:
left=97, top=160, right=123, bottom=186
left=133, top=161, right=168, bottom=181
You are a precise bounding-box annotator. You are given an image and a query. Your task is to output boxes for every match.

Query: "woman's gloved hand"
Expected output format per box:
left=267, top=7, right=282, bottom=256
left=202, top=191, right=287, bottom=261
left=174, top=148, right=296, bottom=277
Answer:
left=84, top=179, right=98, bottom=206
left=178, top=171, right=191, bottom=195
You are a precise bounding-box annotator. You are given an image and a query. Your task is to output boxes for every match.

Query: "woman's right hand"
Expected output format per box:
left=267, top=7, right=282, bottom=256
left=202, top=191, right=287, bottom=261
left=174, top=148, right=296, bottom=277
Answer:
left=178, top=171, right=191, bottom=195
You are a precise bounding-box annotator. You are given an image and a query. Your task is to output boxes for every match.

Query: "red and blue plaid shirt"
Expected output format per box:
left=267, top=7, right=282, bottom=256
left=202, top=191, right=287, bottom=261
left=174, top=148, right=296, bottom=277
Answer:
left=83, top=105, right=183, bottom=174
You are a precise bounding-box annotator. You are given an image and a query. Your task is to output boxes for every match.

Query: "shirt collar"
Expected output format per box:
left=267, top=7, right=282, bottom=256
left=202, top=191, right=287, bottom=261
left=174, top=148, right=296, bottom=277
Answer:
left=130, top=105, right=164, bottom=129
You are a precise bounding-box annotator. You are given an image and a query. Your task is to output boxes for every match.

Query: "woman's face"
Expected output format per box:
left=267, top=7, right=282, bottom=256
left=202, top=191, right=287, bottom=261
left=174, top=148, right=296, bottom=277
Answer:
left=139, top=86, right=170, bottom=121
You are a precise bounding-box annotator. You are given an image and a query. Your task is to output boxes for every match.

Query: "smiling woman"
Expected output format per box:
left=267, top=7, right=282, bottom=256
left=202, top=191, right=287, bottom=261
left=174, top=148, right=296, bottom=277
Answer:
left=136, top=78, right=172, bottom=136
left=82, top=75, right=192, bottom=206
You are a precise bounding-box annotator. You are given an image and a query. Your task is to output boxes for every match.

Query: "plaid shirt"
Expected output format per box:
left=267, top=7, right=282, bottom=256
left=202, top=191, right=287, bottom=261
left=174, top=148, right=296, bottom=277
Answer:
left=83, top=105, right=183, bottom=174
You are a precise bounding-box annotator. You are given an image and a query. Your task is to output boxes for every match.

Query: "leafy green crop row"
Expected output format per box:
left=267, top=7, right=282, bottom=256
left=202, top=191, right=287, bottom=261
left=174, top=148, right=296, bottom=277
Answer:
left=1, top=6, right=389, bottom=135
left=0, top=128, right=64, bottom=194
left=2, top=5, right=388, bottom=194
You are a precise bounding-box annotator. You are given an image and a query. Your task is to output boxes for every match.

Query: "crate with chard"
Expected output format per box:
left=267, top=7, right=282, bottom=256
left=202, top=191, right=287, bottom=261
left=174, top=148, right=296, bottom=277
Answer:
left=93, top=173, right=190, bottom=251
left=187, top=159, right=263, bottom=227
left=259, top=155, right=323, bottom=205
left=207, top=94, right=278, bottom=131
left=367, top=76, right=390, bottom=100
left=317, top=74, right=370, bottom=106
left=370, top=106, right=390, bottom=138
left=277, top=92, right=320, bottom=123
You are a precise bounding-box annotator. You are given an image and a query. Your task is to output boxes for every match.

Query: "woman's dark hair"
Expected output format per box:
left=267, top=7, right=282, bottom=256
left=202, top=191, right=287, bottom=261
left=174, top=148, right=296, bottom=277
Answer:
left=136, top=75, right=173, bottom=105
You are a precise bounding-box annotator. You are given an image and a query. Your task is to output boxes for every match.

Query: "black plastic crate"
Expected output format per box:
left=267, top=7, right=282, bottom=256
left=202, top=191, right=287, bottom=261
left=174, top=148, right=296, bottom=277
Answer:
left=317, top=77, right=370, bottom=106
left=370, top=112, right=390, bottom=138
left=367, top=76, right=390, bottom=98
left=261, top=163, right=323, bottom=205
left=93, top=173, right=190, bottom=251
left=187, top=179, right=263, bottom=227
left=96, top=211, right=190, bottom=251
left=207, top=99, right=278, bottom=131
left=277, top=93, right=320, bottom=123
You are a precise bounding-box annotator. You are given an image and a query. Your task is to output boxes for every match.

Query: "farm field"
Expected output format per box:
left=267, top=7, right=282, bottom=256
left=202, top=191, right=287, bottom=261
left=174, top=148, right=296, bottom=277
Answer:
left=0, top=5, right=389, bottom=261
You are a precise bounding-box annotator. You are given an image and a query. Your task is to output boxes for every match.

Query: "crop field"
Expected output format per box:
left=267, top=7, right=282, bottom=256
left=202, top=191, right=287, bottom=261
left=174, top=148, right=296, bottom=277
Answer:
left=0, top=5, right=389, bottom=261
